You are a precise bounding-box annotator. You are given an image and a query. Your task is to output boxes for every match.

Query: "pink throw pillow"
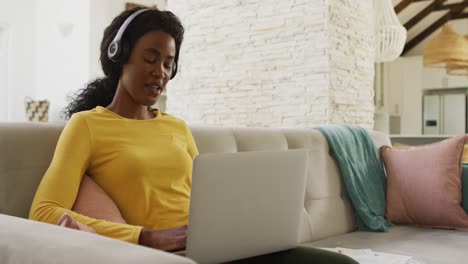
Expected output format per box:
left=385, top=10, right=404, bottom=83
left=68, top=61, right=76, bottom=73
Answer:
left=57, top=213, right=96, bottom=233
left=72, top=175, right=127, bottom=224
left=382, top=135, right=468, bottom=230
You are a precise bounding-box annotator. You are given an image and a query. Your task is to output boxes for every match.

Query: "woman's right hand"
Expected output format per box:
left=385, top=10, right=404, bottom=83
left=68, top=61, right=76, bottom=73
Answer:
left=138, top=225, right=188, bottom=252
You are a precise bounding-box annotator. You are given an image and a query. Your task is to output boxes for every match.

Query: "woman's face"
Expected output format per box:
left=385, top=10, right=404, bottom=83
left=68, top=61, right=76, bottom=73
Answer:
left=119, top=30, right=176, bottom=106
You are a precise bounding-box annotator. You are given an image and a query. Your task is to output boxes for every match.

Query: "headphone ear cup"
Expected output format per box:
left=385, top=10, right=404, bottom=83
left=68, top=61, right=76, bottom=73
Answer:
left=108, top=41, right=121, bottom=62
left=115, top=39, right=131, bottom=63
left=171, top=61, right=178, bottom=80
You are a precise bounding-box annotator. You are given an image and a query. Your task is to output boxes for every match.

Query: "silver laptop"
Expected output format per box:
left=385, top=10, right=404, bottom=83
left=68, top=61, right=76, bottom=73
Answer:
left=184, top=149, right=309, bottom=264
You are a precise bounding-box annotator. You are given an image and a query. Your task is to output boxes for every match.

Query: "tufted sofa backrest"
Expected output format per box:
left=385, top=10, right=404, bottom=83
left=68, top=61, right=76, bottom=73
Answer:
left=190, top=126, right=391, bottom=243
left=0, top=122, right=391, bottom=243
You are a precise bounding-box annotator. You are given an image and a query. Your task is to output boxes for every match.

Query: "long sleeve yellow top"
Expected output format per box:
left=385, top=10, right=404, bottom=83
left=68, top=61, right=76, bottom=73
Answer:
left=29, top=106, right=199, bottom=244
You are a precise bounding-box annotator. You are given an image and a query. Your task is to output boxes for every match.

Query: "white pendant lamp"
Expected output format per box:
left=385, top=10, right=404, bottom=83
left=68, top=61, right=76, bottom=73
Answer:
left=374, top=0, right=407, bottom=62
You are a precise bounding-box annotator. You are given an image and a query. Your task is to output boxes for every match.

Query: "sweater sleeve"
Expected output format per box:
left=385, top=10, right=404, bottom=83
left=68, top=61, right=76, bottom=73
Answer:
left=29, top=114, right=142, bottom=243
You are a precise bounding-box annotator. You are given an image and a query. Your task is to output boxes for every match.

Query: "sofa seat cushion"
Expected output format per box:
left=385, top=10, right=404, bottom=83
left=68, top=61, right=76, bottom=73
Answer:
left=0, top=214, right=195, bottom=264
left=302, top=226, right=468, bottom=264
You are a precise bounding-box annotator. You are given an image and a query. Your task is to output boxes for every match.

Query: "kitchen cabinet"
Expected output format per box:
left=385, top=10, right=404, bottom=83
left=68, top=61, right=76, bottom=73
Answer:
left=422, top=67, right=468, bottom=89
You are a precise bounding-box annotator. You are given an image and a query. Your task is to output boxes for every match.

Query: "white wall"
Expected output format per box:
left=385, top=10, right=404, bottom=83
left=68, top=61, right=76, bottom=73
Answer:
left=0, top=23, right=9, bottom=121
left=383, top=56, right=423, bottom=135
left=0, top=0, right=163, bottom=122
left=34, top=0, right=91, bottom=122
left=166, top=0, right=376, bottom=128
left=0, top=0, right=37, bottom=121
left=37, top=0, right=164, bottom=122
left=328, top=0, right=375, bottom=127
left=167, top=0, right=330, bottom=127
left=1, top=0, right=376, bottom=125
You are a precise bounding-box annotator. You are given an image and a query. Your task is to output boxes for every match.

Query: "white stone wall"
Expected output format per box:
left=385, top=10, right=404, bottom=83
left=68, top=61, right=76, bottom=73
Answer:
left=328, top=0, right=375, bottom=128
left=166, top=0, right=375, bottom=128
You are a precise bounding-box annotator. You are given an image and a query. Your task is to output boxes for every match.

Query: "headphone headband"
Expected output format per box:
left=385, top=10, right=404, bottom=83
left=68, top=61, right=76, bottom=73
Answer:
left=108, top=9, right=150, bottom=62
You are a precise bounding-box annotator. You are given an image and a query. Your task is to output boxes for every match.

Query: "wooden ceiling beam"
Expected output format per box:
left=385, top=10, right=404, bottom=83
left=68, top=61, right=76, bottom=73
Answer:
left=395, top=0, right=415, bottom=14
left=402, top=0, right=468, bottom=54
left=403, top=0, right=447, bottom=30
left=435, top=2, right=468, bottom=10
left=451, top=12, right=468, bottom=19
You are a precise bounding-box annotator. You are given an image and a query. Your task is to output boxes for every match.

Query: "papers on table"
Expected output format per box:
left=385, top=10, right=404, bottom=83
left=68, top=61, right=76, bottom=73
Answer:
left=320, top=247, right=423, bottom=264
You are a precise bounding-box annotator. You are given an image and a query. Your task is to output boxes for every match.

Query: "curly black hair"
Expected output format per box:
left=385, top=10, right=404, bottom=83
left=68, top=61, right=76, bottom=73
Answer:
left=62, top=7, right=184, bottom=119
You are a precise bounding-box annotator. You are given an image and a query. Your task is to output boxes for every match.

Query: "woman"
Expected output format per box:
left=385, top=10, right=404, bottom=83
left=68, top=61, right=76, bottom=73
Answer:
left=29, top=7, right=357, bottom=264
left=30, top=7, right=191, bottom=251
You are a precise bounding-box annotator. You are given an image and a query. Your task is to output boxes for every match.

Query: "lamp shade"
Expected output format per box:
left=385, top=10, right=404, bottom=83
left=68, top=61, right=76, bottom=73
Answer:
left=446, top=35, right=468, bottom=76
left=424, top=24, right=468, bottom=68
left=374, top=0, right=407, bottom=62
left=446, top=63, right=468, bottom=76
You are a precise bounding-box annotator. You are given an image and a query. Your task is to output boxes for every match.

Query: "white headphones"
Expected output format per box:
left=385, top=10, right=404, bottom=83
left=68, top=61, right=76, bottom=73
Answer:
left=107, top=9, right=151, bottom=62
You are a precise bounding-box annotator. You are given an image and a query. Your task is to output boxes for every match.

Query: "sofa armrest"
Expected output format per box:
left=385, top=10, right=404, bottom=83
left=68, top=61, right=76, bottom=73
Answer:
left=0, top=214, right=196, bottom=264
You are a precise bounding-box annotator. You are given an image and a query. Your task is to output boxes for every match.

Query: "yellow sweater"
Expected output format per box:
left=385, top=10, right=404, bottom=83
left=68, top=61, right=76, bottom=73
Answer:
left=29, top=106, right=199, bottom=244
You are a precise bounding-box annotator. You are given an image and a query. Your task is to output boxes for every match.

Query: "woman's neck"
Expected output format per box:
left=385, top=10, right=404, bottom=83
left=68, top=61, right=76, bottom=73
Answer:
left=106, top=86, right=155, bottom=120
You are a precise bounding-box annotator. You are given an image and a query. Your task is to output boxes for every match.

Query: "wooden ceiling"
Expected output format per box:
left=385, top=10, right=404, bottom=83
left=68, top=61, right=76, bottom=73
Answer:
left=395, top=0, right=468, bottom=54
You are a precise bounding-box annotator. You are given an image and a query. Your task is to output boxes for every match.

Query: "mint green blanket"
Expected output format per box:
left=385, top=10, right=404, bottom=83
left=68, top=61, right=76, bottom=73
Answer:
left=315, top=125, right=393, bottom=232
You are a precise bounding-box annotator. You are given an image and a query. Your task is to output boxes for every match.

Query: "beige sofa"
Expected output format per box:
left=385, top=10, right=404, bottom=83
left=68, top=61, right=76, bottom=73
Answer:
left=1, top=122, right=467, bottom=264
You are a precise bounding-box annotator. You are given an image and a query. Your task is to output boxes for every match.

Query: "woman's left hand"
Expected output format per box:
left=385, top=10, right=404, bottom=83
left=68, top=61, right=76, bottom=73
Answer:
left=138, top=225, right=188, bottom=251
